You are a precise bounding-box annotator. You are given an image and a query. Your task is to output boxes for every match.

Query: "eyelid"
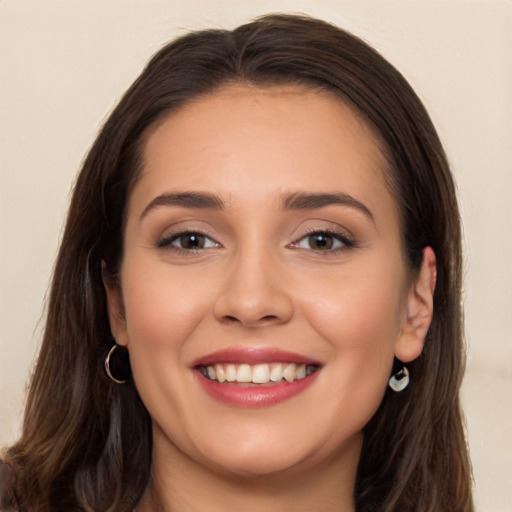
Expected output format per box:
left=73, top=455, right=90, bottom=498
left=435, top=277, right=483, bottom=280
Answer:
left=155, top=225, right=355, bottom=253
left=157, top=229, right=222, bottom=250
left=290, top=228, right=355, bottom=252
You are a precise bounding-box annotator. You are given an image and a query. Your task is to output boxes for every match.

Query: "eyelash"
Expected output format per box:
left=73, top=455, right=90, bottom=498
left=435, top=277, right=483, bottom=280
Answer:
left=290, top=229, right=355, bottom=253
left=157, top=230, right=220, bottom=252
left=157, top=228, right=355, bottom=254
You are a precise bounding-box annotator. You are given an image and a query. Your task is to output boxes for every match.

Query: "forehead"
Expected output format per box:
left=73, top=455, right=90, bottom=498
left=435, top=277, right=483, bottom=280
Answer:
left=143, top=84, right=384, bottom=170
left=131, top=83, right=397, bottom=228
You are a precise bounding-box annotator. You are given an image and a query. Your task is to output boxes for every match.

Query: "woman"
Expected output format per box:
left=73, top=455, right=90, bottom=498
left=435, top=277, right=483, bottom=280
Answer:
left=2, top=14, right=473, bottom=511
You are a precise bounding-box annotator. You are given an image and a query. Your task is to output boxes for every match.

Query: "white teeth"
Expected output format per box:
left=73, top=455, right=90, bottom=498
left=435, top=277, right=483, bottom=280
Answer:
left=269, top=363, right=283, bottom=382
left=226, top=364, right=237, bottom=382
left=236, top=364, right=252, bottom=383
left=201, top=362, right=316, bottom=384
left=252, top=364, right=270, bottom=384
left=283, top=363, right=296, bottom=382
left=296, top=364, right=306, bottom=380
left=215, top=364, right=226, bottom=383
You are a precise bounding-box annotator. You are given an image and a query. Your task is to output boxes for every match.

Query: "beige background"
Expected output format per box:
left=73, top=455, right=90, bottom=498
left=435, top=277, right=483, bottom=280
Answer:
left=1, top=1, right=511, bottom=510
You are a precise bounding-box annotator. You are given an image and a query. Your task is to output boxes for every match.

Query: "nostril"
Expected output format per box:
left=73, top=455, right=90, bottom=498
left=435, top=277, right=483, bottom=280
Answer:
left=222, top=313, right=280, bottom=325
left=214, top=285, right=294, bottom=326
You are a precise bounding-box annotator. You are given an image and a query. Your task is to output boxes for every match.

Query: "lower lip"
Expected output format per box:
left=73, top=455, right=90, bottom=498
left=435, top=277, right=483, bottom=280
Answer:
left=195, top=371, right=319, bottom=408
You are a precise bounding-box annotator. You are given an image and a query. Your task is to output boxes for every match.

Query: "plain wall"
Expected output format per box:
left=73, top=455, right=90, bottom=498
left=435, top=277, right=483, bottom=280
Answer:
left=1, top=1, right=511, bottom=510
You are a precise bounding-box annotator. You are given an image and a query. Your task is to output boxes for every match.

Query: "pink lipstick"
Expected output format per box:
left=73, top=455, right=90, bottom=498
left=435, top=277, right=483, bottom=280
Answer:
left=192, top=348, right=321, bottom=408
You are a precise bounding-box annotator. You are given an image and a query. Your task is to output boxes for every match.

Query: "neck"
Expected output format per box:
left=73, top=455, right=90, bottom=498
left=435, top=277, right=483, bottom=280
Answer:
left=136, top=426, right=361, bottom=512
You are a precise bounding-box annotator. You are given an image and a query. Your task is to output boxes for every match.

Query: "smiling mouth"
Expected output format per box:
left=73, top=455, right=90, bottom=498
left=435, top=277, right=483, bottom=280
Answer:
left=197, top=362, right=319, bottom=385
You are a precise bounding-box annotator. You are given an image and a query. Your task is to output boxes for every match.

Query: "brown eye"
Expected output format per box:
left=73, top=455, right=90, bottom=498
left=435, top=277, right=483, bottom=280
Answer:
left=175, top=233, right=206, bottom=249
left=293, top=230, right=354, bottom=252
left=157, top=231, right=219, bottom=250
left=308, top=233, right=334, bottom=250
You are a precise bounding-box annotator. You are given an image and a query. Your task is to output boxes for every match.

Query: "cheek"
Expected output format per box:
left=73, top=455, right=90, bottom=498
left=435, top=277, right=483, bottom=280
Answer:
left=122, top=265, right=210, bottom=340
left=290, top=269, right=404, bottom=447
left=118, top=266, right=214, bottom=426
left=119, top=265, right=216, bottom=392
left=299, top=256, right=405, bottom=363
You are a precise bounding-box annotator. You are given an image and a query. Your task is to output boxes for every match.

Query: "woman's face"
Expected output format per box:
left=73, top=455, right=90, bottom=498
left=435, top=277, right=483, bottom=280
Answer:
left=106, top=84, right=433, bottom=479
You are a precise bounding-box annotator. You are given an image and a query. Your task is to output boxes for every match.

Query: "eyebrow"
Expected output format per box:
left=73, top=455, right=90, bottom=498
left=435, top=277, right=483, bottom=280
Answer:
left=140, top=190, right=373, bottom=222
left=281, top=191, right=374, bottom=221
left=140, top=192, right=224, bottom=219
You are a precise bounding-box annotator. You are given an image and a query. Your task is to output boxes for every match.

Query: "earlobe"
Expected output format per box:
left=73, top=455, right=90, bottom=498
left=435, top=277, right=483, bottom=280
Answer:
left=395, top=247, right=436, bottom=363
left=102, top=264, right=128, bottom=346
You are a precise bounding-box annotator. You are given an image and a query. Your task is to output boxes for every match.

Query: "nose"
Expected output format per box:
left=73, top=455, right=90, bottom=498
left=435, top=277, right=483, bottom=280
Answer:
left=213, top=248, right=294, bottom=328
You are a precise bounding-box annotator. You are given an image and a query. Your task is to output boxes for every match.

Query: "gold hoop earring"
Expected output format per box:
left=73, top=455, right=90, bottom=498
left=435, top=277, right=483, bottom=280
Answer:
left=105, top=344, right=131, bottom=384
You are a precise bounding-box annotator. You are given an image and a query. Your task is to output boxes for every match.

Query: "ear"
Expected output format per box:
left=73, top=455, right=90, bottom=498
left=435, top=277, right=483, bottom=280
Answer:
left=395, top=247, right=436, bottom=363
left=102, top=263, right=129, bottom=346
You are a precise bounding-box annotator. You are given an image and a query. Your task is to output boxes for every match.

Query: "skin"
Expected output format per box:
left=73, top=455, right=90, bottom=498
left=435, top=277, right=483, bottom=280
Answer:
left=105, top=84, right=435, bottom=511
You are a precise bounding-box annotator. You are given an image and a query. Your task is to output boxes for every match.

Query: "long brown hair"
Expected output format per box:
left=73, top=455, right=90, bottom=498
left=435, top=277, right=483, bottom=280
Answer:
left=4, top=14, right=472, bottom=511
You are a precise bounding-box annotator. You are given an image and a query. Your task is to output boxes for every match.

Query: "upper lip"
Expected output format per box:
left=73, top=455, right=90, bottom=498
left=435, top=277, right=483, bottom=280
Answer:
left=192, top=347, right=322, bottom=367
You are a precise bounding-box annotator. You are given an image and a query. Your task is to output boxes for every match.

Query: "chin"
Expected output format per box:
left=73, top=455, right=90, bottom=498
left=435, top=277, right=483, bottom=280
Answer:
left=205, top=458, right=310, bottom=482
left=193, top=426, right=356, bottom=480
